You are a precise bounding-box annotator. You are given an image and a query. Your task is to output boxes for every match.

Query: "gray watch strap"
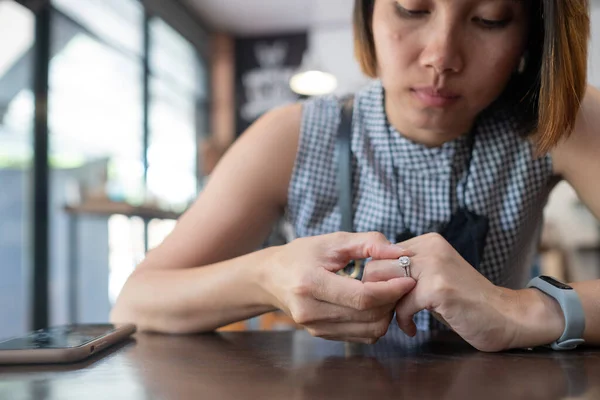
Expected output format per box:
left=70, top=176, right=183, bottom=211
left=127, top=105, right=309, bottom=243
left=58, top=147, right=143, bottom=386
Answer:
left=526, top=276, right=586, bottom=350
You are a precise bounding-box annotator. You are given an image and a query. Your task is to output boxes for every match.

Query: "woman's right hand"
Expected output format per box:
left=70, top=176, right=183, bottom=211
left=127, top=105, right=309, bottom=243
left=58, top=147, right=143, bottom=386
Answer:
left=258, top=232, right=415, bottom=343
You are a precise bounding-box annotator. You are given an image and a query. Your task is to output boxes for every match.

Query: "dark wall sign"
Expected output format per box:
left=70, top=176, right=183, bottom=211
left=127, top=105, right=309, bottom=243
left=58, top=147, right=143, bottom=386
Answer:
left=235, top=32, right=307, bottom=137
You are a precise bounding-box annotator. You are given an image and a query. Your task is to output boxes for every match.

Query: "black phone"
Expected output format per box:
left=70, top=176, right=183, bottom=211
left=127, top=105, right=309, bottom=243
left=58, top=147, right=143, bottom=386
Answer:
left=0, top=323, right=136, bottom=365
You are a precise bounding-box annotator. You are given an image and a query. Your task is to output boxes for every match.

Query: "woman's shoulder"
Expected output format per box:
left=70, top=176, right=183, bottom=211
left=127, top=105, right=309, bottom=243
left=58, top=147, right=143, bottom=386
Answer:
left=299, top=80, right=380, bottom=141
left=552, top=85, right=600, bottom=163
left=300, top=93, right=344, bottom=132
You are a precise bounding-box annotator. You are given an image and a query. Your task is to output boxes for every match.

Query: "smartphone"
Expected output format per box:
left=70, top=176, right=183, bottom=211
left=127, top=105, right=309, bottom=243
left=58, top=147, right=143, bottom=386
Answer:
left=0, top=323, right=136, bottom=365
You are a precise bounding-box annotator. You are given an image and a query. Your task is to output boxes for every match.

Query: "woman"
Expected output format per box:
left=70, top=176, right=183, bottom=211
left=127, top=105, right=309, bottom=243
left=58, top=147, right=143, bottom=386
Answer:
left=112, top=0, right=600, bottom=352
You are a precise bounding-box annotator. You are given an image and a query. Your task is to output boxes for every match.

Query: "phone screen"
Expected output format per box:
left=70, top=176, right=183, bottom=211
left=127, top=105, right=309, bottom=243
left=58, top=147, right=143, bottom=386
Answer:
left=0, top=325, right=117, bottom=350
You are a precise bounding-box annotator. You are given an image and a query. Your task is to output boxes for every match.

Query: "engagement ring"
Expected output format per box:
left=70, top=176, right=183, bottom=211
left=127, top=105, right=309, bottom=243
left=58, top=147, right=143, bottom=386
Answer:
left=398, top=256, right=411, bottom=278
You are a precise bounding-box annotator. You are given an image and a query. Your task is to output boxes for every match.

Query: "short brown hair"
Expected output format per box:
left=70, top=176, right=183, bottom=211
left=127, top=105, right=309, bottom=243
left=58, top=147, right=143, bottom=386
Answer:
left=353, top=0, right=590, bottom=153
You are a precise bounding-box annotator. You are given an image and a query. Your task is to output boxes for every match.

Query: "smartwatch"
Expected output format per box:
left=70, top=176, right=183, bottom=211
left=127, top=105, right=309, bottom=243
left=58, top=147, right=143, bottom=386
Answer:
left=526, top=275, right=585, bottom=350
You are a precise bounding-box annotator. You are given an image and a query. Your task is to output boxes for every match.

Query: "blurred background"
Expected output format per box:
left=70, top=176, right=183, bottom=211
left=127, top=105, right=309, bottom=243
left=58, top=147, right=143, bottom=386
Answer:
left=0, top=0, right=599, bottom=338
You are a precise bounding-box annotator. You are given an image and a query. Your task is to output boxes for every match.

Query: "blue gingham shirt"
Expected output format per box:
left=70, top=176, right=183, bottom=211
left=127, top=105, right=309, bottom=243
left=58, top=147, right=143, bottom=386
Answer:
left=286, top=80, right=555, bottom=332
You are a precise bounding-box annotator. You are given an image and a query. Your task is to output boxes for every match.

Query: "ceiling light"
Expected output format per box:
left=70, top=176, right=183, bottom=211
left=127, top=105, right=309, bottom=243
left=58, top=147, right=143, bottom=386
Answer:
left=289, top=51, right=337, bottom=96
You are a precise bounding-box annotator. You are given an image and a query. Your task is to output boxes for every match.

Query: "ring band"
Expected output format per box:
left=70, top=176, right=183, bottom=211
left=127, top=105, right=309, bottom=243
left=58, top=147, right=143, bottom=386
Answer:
left=398, top=256, right=411, bottom=278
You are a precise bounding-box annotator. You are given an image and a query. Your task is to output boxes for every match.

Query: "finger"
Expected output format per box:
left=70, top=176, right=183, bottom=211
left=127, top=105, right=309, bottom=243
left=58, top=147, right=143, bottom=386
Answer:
left=326, top=231, right=412, bottom=267
left=395, top=285, right=428, bottom=337
left=307, top=319, right=392, bottom=341
left=313, top=269, right=416, bottom=310
left=318, top=336, right=382, bottom=344
left=362, top=259, right=408, bottom=283
left=297, top=300, right=391, bottom=324
left=429, top=310, right=452, bottom=330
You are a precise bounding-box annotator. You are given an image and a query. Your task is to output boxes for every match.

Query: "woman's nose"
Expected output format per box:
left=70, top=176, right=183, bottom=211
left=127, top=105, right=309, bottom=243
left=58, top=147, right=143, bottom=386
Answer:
left=418, top=22, right=465, bottom=75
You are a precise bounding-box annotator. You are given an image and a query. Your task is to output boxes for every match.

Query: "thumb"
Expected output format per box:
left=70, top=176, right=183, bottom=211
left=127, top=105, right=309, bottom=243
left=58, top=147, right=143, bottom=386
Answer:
left=326, top=231, right=409, bottom=267
left=395, top=288, right=423, bottom=337
left=313, top=268, right=417, bottom=310
left=362, top=259, right=409, bottom=283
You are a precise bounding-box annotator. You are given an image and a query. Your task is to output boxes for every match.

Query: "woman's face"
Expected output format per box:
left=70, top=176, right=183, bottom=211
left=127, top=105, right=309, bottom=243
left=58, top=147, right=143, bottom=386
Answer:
left=373, top=0, right=530, bottom=143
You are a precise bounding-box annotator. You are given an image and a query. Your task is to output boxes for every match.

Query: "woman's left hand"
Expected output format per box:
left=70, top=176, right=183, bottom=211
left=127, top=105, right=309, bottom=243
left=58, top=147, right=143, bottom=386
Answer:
left=393, top=233, right=527, bottom=352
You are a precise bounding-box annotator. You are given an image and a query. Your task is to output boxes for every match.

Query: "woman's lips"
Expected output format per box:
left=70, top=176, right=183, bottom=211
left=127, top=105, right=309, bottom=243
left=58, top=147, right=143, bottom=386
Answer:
left=411, top=87, right=461, bottom=108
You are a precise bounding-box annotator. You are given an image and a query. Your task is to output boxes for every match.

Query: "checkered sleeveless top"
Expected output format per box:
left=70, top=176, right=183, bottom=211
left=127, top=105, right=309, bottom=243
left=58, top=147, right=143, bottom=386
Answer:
left=286, top=80, right=555, bottom=331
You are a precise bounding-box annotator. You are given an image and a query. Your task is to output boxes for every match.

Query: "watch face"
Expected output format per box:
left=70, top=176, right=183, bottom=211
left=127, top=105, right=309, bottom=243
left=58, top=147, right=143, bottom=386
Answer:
left=540, top=275, right=573, bottom=290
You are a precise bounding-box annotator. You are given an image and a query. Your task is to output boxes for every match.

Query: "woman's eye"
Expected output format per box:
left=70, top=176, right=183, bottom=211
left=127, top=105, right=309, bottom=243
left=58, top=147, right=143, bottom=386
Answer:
left=473, top=17, right=511, bottom=29
left=394, top=3, right=429, bottom=18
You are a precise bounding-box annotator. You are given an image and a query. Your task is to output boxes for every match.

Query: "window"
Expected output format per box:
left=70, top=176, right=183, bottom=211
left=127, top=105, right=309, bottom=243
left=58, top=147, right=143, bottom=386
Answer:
left=47, top=6, right=146, bottom=324
left=147, top=18, right=208, bottom=211
left=0, top=0, right=35, bottom=339
left=0, top=0, right=209, bottom=330
left=49, top=12, right=145, bottom=204
left=108, top=215, right=145, bottom=305
left=52, top=0, right=144, bottom=57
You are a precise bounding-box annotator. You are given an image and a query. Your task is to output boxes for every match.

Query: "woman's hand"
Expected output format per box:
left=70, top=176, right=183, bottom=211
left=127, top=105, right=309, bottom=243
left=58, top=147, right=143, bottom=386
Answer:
left=394, top=233, right=533, bottom=352
left=259, top=232, right=415, bottom=344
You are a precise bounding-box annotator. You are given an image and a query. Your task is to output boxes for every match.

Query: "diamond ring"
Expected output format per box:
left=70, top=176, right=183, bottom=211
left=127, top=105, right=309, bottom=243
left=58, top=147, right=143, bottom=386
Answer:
left=398, top=256, right=411, bottom=278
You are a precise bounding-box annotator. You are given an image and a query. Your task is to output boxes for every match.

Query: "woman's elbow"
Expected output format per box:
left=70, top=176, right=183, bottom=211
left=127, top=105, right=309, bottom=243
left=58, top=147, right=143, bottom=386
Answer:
left=109, top=272, right=153, bottom=332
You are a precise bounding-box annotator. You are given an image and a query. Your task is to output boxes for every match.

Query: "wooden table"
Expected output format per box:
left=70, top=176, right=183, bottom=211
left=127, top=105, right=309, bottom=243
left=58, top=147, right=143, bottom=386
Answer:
left=1, top=330, right=599, bottom=399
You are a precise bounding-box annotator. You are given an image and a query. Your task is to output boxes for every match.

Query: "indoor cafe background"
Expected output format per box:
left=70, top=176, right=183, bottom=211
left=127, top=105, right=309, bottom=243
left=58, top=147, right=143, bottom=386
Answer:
left=0, top=0, right=599, bottom=339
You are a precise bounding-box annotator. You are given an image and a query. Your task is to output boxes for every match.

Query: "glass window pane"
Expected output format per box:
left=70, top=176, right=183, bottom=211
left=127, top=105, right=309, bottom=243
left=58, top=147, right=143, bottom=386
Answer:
left=149, top=18, right=206, bottom=98
left=0, top=0, right=35, bottom=339
left=148, top=18, right=208, bottom=211
left=50, top=13, right=144, bottom=204
left=147, top=78, right=198, bottom=210
left=52, top=0, right=144, bottom=57
left=48, top=11, right=144, bottom=325
left=148, top=219, right=177, bottom=250
left=108, top=215, right=145, bottom=305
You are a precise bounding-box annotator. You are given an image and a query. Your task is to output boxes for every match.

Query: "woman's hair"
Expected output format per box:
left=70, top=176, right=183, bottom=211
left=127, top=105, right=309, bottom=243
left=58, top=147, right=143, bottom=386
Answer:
left=353, top=0, right=590, bottom=153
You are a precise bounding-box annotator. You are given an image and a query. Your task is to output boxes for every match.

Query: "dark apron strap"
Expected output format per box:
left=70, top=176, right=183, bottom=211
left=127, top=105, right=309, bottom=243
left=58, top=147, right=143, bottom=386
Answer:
left=337, top=97, right=354, bottom=233
left=336, top=97, right=363, bottom=279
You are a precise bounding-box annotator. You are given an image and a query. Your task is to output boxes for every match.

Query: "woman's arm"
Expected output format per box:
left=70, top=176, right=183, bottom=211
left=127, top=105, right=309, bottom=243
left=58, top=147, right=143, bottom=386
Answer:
left=110, top=104, right=302, bottom=333
left=543, top=84, right=600, bottom=346
left=112, top=99, right=415, bottom=342
left=552, top=85, right=600, bottom=218
left=390, top=86, right=600, bottom=351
